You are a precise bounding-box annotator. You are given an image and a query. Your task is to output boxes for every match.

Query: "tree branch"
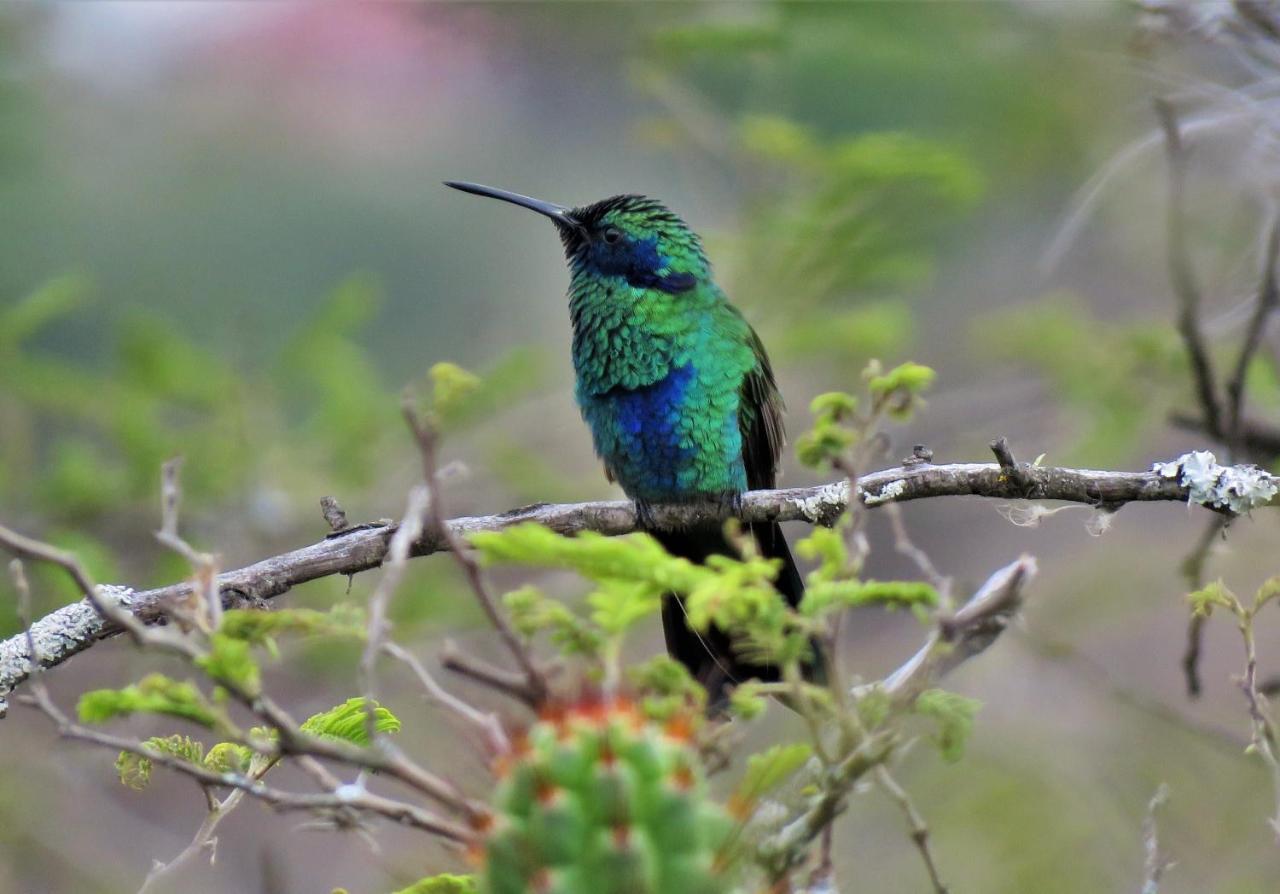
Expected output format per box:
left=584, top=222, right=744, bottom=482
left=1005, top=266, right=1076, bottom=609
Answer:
left=1, top=454, right=1273, bottom=715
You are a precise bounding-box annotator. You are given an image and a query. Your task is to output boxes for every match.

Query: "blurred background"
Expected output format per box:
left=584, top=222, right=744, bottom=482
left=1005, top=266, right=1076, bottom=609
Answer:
left=2, top=2, right=1279, bottom=892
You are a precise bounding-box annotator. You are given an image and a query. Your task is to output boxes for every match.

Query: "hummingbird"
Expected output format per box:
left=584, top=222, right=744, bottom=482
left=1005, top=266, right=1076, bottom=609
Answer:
left=445, top=181, right=806, bottom=706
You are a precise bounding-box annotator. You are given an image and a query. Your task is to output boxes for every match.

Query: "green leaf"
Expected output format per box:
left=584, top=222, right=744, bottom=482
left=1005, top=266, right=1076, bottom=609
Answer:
left=1254, top=576, right=1280, bottom=613
left=219, top=605, right=365, bottom=655
left=502, top=585, right=602, bottom=656
left=914, top=688, right=981, bottom=762
left=301, top=697, right=401, bottom=747
left=728, top=681, right=768, bottom=721
left=794, top=421, right=856, bottom=469
left=855, top=687, right=891, bottom=730
left=204, top=741, right=253, bottom=775
left=390, top=875, right=478, bottom=894
left=809, top=391, right=859, bottom=419
left=116, top=734, right=206, bottom=790
left=628, top=655, right=707, bottom=719
left=734, top=743, right=813, bottom=809
left=78, top=674, right=219, bottom=728
left=801, top=579, right=938, bottom=617
left=1188, top=580, right=1237, bottom=619
left=429, top=362, right=482, bottom=423
left=196, top=633, right=262, bottom=695
left=116, top=752, right=152, bottom=791
left=587, top=581, right=662, bottom=635
left=867, top=361, right=935, bottom=420
left=475, top=524, right=791, bottom=664
left=425, top=350, right=547, bottom=432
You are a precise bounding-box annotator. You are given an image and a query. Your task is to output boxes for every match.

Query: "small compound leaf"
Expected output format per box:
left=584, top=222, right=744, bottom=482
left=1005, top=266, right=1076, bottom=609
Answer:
left=914, top=688, right=981, bottom=762
left=301, top=697, right=401, bottom=747
left=78, top=674, right=219, bottom=728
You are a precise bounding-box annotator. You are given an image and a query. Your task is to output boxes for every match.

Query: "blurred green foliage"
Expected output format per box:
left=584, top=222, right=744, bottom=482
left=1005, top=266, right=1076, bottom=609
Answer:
left=972, top=293, right=1188, bottom=464
left=2, top=3, right=1277, bottom=893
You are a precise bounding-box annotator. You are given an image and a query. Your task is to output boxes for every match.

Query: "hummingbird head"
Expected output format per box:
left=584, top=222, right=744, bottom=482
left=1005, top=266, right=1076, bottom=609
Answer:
left=445, top=181, right=708, bottom=294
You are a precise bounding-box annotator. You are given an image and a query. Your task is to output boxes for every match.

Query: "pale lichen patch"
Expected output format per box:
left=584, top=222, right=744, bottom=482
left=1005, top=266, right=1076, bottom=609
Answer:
left=1152, top=450, right=1279, bottom=514
left=862, top=478, right=907, bottom=507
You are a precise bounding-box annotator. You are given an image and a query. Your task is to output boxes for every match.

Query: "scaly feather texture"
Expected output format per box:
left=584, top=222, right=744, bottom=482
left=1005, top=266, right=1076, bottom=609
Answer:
left=559, top=195, right=804, bottom=706
left=446, top=183, right=806, bottom=707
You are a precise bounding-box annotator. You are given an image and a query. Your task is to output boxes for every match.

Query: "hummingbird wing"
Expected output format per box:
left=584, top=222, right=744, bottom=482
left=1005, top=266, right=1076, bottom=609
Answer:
left=737, top=321, right=785, bottom=490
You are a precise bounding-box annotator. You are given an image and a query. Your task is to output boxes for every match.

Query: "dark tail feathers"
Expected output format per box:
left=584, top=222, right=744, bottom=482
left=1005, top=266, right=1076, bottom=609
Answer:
left=653, top=521, right=808, bottom=710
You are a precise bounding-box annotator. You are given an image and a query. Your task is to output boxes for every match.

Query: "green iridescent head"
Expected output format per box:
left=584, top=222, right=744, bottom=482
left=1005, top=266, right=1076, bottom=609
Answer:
left=445, top=181, right=709, bottom=294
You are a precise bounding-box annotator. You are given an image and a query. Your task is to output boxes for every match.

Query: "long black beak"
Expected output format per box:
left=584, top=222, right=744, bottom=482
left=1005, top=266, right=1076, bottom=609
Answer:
left=444, top=180, right=582, bottom=232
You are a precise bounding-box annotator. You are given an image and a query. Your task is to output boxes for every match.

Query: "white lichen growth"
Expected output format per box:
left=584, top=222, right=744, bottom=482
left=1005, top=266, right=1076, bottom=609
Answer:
left=1152, top=450, right=1279, bottom=513
left=862, top=479, right=907, bottom=507
left=790, top=480, right=848, bottom=523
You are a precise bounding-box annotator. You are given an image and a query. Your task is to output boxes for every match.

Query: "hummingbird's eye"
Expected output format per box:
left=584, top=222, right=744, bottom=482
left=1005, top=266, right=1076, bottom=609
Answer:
left=602, top=226, right=623, bottom=245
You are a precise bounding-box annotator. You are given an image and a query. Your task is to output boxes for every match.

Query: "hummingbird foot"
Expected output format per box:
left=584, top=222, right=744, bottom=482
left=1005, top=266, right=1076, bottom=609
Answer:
left=634, top=499, right=659, bottom=531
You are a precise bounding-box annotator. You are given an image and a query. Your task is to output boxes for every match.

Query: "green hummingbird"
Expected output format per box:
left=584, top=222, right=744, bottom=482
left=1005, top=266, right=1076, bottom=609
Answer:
left=446, top=181, right=805, bottom=706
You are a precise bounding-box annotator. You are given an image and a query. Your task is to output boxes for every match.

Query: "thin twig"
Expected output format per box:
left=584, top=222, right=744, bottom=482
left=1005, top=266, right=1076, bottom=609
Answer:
left=154, top=458, right=221, bottom=631
left=360, top=485, right=429, bottom=747
left=875, top=765, right=949, bottom=894
left=136, top=788, right=248, bottom=894
left=882, top=503, right=952, bottom=609
left=440, top=640, right=541, bottom=707
left=1157, top=98, right=1225, bottom=439
left=402, top=400, right=549, bottom=704
left=23, top=693, right=472, bottom=842
left=1180, top=515, right=1230, bottom=697
left=1141, top=784, right=1173, bottom=894
left=1226, top=206, right=1280, bottom=460
left=383, top=641, right=509, bottom=753
left=1237, top=606, right=1280, bottom=837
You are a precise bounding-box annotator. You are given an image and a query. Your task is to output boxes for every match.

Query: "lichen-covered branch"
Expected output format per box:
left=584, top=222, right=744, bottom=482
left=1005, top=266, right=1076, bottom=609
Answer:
left=0, top=451, right=1273, bottom=715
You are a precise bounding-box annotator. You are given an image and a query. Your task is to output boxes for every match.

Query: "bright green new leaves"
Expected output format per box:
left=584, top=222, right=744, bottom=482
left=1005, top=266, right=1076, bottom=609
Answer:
left=116, top=734, right=204, bottom=790
left=504, top=585, right=604, bottom=656
left=115, top=735, right=255, bottom=791
left=203, top=741, right=254, bottom=775
left=428, top=362, right=482, bottom=427
left=794, top=526, right=937, bottom=618
left=627, top=655, right=707, bottom=719
left=796, top=361, right=933, bottom=470
left=196, top=633, right=261, bottom=696
left=300, top=697, right=401, bottom=747
left=391, top=875, right=478, bottom=894
left=795, top=391, right=859, bottom=470
left=478, top=521, right=936, bottom=674
left=474, top=523, right=800, bottom=666
left=423, top=350, right=547, bottom=433
left=801, top=579, right=938, bottom=617
left=866, top=361, right=935, bottom=420
left=733, top=743, right=814, bottom=812
left=728, top=682, right=768, bottom=721
left=219, top=605, right=365, bottom=657
left=1188, top=580, right=1238, bottom=619
left=78, top=674, right=220, bottom=728
left=914, top=689, right=981, bottom=763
